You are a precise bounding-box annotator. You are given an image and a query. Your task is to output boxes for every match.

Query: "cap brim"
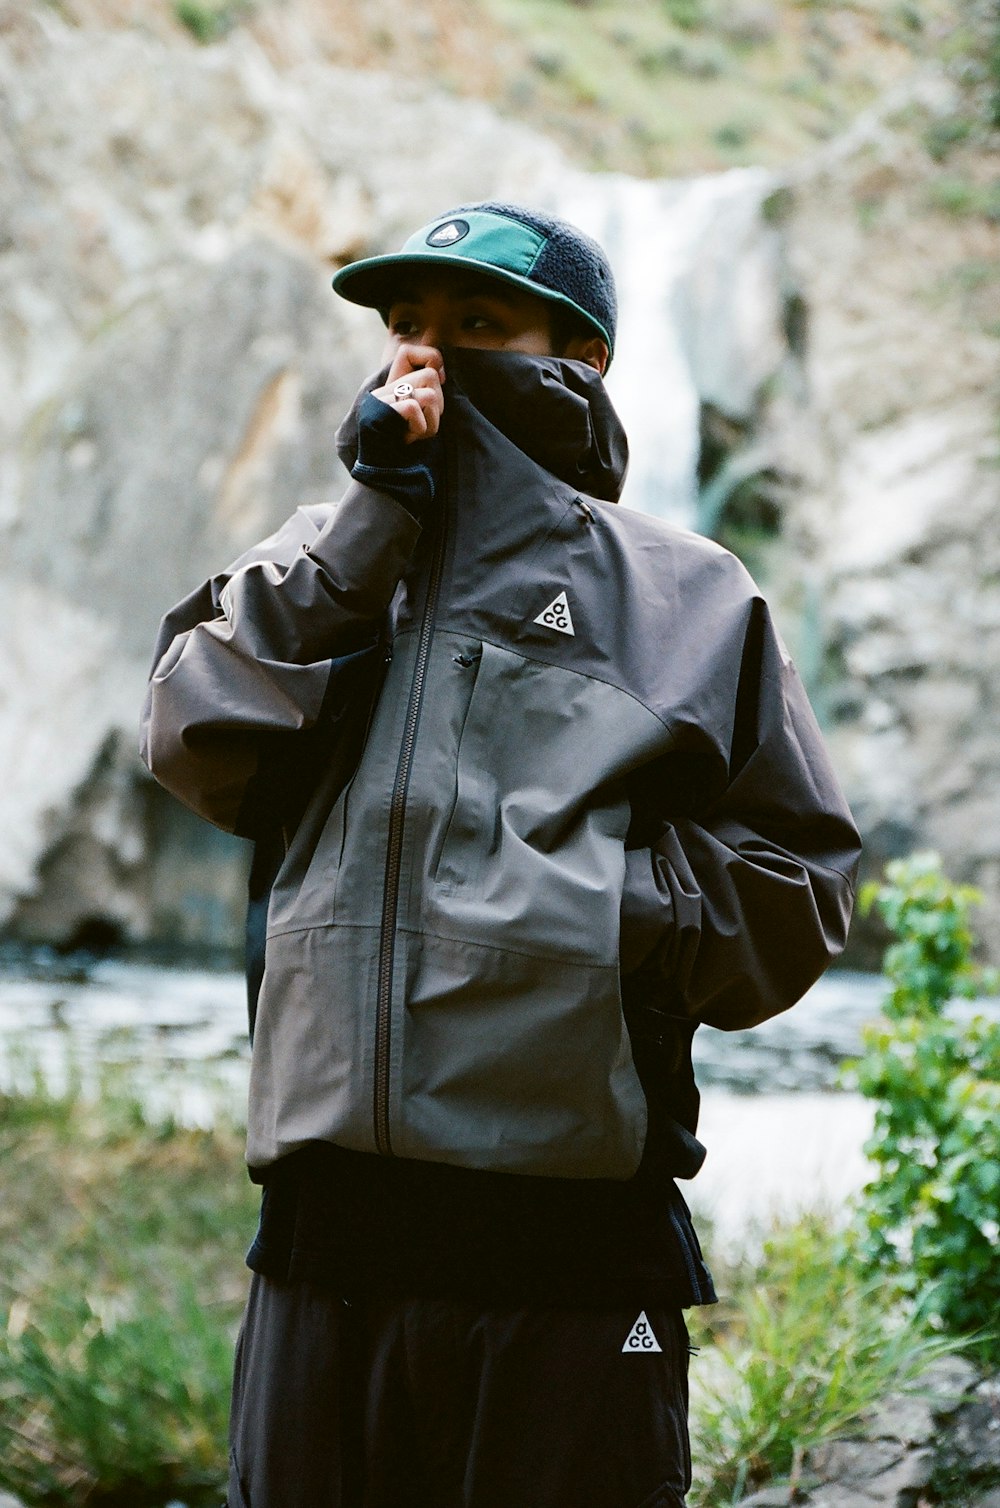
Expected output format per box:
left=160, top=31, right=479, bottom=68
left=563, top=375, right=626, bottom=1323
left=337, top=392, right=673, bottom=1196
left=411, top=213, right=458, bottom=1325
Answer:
left=331, top=252, right=613, bottom=356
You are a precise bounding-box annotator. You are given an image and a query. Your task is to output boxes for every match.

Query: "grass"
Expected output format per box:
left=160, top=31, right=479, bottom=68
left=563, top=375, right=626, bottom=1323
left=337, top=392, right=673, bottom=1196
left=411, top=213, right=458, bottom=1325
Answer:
left=478, top=0, right=948, bottom=173
left=0, top=1068, right=256, bottom=1507
left=687, top=1216, right=964, bottom=1506
left=0, top=1062, right=970, bottom=1507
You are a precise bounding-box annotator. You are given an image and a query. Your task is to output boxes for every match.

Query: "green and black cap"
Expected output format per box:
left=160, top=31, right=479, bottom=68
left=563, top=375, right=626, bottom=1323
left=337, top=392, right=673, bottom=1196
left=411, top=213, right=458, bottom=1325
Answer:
left=332, top=201, right=617, bottom=360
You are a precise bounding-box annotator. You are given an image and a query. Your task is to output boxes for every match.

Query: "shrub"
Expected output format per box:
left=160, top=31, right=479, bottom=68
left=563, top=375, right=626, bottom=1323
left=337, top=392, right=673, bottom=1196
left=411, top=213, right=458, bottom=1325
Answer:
left=850, top=853, right=1000, bottom=1361
left=928, top=175, right=1000, bottom=221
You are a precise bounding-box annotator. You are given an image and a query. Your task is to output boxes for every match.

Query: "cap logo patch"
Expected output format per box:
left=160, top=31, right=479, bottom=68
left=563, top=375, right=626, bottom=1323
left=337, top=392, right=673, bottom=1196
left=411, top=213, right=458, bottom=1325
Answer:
left=426, top=219, right=470, bottom=248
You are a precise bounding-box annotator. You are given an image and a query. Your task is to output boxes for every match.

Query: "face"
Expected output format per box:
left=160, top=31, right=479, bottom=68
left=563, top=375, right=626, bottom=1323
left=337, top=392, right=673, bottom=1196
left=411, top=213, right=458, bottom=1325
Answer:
left=382, top=269, right=607, bottom=371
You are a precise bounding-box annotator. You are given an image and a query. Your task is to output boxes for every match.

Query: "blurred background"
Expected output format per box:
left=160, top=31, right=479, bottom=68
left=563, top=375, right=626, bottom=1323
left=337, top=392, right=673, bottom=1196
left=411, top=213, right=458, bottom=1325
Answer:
left=0, top=2, right=998, bottom=1504
left=1, top=0, right=997, bottom=964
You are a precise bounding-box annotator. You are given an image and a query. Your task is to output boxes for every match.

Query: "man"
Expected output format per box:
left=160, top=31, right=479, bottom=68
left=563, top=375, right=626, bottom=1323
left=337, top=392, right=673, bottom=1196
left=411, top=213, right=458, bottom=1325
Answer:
left=141, top=201, right=861, bottom=1508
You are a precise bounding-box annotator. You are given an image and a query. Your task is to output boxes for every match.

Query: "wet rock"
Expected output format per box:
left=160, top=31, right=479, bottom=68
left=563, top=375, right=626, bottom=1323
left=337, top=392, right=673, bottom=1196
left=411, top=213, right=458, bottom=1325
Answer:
left=805, top=1490, right=897, bottom=1508
left=807, top=1438, right=934, bottom=1502
left=863, top=1355, right=978, bottom=1444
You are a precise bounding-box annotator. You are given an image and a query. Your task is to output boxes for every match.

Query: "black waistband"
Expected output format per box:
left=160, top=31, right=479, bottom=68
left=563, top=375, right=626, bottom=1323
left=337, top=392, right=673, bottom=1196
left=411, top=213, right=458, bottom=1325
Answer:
left=245, top=1142, right=717, bottom=1308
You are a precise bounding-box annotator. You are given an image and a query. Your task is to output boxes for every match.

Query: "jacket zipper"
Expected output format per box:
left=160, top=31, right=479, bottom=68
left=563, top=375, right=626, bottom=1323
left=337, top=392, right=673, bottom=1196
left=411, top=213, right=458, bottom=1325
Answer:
left=373, top=504, right=448, bottom=1156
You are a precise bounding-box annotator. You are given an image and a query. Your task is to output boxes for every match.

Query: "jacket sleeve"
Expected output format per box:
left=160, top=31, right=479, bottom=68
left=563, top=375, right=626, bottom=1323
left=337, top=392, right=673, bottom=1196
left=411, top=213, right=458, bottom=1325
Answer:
left=620, top=591, right=861, bottom=1032
left=140, top=484, right=421, bottom=835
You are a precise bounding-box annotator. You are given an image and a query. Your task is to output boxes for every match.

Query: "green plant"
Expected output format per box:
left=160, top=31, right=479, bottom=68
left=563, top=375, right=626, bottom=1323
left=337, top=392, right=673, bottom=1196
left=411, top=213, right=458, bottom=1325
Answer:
left=688, top=1217, right=956, bottom=1506
left=174, top=0, right=249, bottom=43
left=713, top=116, right=756, bottom=149
left=850, top=854, right=1000, bottom=1361
left=661, top=0, right=705, bottom=29
left=928, top=175, right=1000, bottom=221
left=922, top=115, right=974, bottom=162
left=530, top=45, right=567, bottom=77
left=0, top=1069, right=255, bottom=1504
left=0, top=1288, right=232, bottom=1506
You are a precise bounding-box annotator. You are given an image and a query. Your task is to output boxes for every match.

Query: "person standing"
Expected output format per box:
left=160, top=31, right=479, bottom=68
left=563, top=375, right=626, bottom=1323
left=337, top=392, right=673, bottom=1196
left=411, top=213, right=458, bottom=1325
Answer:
left=142, top=201, right=861, bottom=1507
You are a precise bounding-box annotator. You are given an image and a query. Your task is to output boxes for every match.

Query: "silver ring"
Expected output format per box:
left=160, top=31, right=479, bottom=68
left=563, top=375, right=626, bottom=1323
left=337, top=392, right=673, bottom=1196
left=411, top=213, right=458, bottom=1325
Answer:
left=392, top=381, right=414, bottom=401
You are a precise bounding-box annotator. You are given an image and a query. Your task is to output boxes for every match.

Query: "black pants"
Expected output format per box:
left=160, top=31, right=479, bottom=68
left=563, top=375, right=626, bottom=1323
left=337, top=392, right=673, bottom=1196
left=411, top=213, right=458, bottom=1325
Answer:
left=228, top=1274, right=692, bottom=1508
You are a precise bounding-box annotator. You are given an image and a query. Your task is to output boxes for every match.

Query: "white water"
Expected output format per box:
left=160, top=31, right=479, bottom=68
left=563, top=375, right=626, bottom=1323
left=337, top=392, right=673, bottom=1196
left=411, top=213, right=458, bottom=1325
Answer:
left=691, top=1090, right=876, bottom=1256
left=553, top=168, right=788, bottom=523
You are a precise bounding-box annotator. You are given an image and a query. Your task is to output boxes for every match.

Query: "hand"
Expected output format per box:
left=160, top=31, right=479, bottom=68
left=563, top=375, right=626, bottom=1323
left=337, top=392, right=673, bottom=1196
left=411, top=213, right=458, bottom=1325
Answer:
left=371, top=344, right=445, bottom=444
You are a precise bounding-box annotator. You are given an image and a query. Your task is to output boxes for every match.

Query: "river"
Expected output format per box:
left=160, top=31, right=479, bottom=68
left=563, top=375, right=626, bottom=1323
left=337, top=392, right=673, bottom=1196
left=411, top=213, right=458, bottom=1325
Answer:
left=0, top=955, right=894, bottom=1249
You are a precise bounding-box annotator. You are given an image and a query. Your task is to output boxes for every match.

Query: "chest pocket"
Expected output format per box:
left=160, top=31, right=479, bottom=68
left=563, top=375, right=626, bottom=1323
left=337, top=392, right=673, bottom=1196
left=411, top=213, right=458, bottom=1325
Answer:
left=431, top=639, right=638, bottom=967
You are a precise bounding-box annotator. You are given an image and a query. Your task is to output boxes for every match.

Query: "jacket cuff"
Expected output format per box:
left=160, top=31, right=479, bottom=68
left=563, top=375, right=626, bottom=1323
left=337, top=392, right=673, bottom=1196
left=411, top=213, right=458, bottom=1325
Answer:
left=620, top=846, right=674, bottom=975
left=305, top=481, right=422, bottom=613
left=350, top=460, right=436, bottom=520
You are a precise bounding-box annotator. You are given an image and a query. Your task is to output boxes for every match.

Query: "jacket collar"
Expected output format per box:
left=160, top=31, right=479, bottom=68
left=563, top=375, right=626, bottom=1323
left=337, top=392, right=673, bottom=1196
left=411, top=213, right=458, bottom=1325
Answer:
left=336, top=348, right=629, bottom=504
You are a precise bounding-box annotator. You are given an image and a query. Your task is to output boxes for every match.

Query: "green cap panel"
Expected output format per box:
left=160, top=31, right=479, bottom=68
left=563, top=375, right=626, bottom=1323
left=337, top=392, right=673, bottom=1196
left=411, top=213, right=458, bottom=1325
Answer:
left=398, top=211, right=546, bottom=276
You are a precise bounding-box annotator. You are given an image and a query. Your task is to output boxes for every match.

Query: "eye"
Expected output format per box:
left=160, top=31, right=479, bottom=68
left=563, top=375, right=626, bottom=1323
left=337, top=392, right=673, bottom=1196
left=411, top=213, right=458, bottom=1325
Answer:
left=390, top=317, right=418, bottom=337
left=461, top=313, right=493, bottom=330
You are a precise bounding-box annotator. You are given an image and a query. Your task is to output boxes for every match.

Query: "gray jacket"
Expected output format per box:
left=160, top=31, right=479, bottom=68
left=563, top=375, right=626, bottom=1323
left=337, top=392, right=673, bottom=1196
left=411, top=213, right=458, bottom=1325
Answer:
left=142, top=349, right=861, bottom=1180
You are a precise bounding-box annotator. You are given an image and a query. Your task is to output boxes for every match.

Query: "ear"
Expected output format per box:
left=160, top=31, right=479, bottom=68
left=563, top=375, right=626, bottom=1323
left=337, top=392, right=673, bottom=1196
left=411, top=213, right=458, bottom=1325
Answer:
left=562, top=334, right=609, bottom=375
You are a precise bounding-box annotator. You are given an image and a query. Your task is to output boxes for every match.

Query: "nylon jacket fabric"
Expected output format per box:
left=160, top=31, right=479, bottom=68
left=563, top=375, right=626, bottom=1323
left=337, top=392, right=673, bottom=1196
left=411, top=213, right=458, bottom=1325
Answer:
left=141, top=348, right=861, bottom=1182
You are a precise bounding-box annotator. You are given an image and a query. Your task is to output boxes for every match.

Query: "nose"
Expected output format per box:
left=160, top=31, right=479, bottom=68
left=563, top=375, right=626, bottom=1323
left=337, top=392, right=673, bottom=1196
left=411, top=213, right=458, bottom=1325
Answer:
left=410, top=293, right=454, bottom=352
left=416, top=320, right=444, bottom=349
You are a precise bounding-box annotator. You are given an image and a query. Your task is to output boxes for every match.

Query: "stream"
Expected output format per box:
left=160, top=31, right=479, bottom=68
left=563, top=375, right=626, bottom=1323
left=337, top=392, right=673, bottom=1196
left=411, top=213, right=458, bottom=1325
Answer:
left=0, top=956, right=895, bottom=1248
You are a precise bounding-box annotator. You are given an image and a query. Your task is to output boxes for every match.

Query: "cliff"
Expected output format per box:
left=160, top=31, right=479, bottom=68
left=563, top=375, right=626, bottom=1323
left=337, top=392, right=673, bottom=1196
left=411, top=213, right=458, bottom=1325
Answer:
left=1, top=0, right=998, bottom=958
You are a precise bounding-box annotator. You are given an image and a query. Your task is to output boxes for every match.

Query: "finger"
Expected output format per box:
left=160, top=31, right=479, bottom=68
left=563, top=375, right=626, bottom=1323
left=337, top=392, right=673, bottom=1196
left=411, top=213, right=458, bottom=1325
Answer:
left=408, top=387, right=443, bottom=440
left=387, top=345, right=446, bottom=384
left=373, top=368, right=442, bottom=407
left=372, top=378, right=439, bottom=413
left=385, top=364, right=443, bottom=398
left=394, top=397, right=429, bottom=441
left=373, top=371, right=444, bottom=432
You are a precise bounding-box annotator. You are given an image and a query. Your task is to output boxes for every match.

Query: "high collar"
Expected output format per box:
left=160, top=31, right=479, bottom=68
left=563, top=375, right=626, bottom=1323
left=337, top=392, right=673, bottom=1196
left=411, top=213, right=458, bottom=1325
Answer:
left=336, top=348, right=629, bottom=504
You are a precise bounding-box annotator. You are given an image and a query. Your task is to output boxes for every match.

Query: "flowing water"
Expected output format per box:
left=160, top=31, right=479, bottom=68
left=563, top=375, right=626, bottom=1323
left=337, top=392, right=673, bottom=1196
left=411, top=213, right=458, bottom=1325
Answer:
left=0, top=956, right=886, bottom=1247
left=554, top=168, right=786, bottom=524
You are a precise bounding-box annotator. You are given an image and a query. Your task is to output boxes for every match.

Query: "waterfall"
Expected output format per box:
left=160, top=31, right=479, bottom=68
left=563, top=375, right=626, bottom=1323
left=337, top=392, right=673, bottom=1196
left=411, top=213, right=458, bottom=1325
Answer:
left=551, top=168, right=788, bottom=525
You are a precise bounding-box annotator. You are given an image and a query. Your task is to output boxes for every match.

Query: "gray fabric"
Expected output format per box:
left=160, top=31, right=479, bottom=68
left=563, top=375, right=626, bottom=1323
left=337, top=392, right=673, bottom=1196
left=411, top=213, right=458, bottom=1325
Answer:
left=142, top=348, right=861, bottom=1183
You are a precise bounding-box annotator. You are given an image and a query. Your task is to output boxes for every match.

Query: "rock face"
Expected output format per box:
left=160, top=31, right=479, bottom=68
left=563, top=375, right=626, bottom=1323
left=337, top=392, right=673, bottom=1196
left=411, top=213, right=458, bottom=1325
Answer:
left=0, top=1, right=560, bottom=948
left=0, top=0, right=802, bottom=953
left=782, top=78, right=1000, bottom=954
left=1, top=1, right=998, bottom=957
